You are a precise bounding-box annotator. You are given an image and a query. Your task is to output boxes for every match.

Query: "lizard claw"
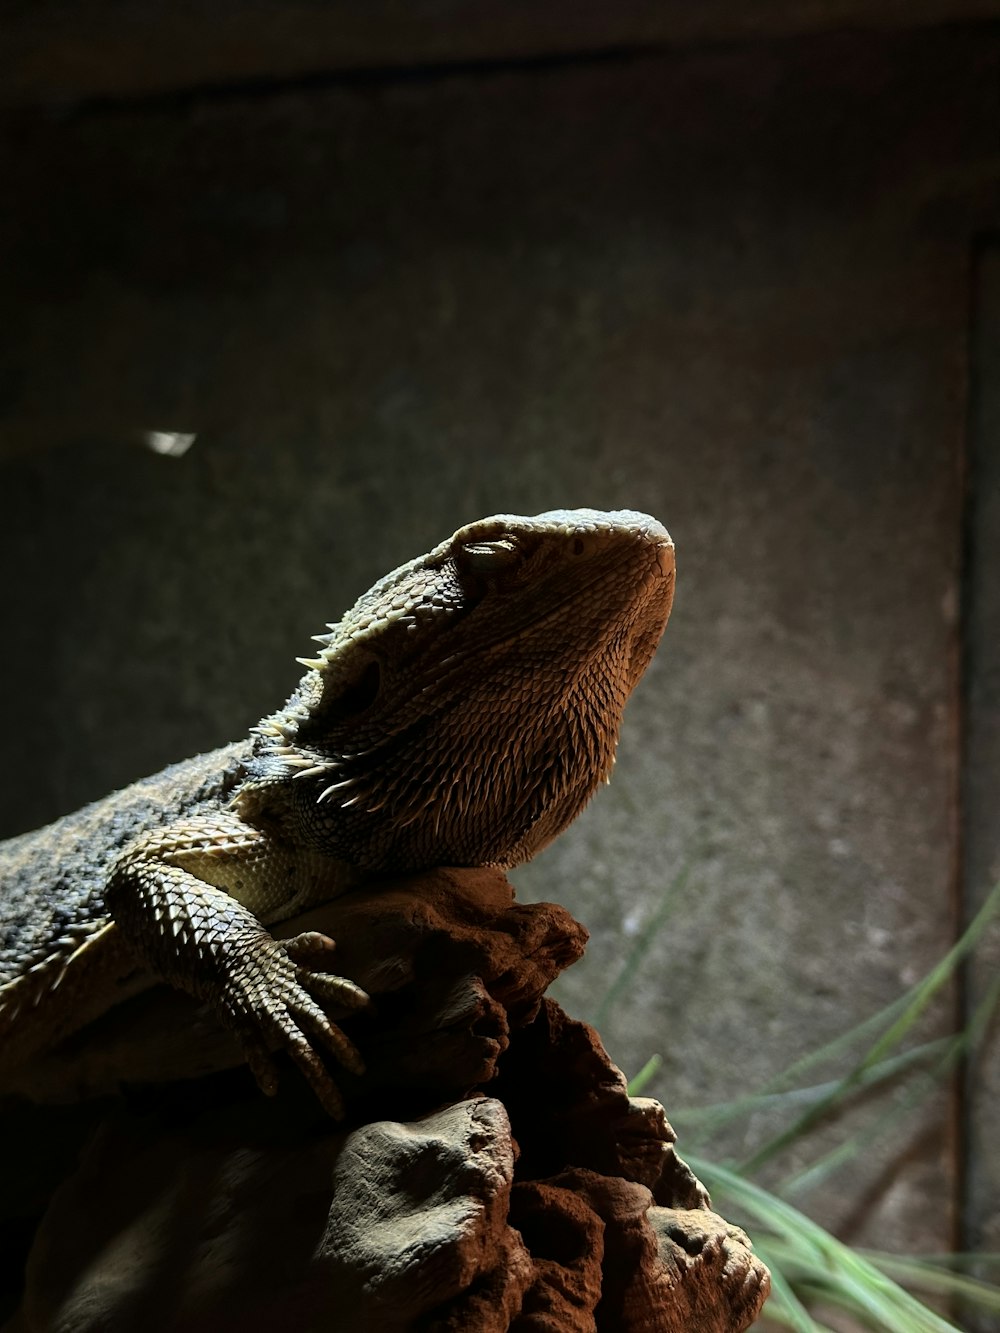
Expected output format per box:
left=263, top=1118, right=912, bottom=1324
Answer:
left=104, top=822, right=369, bottom=1117
left=217, top=931, right=368, bottom=1118
left=283, top=930, right=338, bottom=963
left=283, top=930, right=371, bottom=1009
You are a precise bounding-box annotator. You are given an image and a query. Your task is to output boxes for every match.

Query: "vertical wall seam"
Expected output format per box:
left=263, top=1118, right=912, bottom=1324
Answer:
left=955, top=232, right=998, bottom=1265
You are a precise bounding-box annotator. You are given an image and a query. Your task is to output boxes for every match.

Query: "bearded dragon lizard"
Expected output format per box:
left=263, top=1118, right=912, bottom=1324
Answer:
left=0, top=509, right=674, bottom=1116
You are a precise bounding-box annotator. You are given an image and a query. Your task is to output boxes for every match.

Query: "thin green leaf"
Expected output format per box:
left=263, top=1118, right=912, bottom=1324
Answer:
left=670, top=1036, right=951, bottom=1141
left=626, top=1053, right=662, bottom=1095
left=859, top=1252, right=1000, bottom=1311
left=687, top=1155, right=964, bottom=1333
left=737, top=878, right=1000, bottom=1176
left=870, top=1253, right=1000, bottom=1273
left=753, top=1244, right=831, bottom=1333
left=781, top=969, right=1000, bottom=1195
left=591, top=861, right=692, bottom=1027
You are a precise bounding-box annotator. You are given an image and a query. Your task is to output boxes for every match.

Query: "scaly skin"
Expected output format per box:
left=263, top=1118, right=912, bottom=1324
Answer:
left=0, top=509, right=675, bottom=1115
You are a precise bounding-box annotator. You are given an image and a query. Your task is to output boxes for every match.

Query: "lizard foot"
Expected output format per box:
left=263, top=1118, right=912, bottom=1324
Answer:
left=105, top=822, right=370, bottom=1117
left=217, top=929, right=369, bottom=1119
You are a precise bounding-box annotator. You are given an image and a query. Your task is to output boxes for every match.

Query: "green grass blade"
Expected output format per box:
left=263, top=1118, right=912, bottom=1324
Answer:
left=876, top=1253, right=1000, bottom=1273
left=591, top=861, right=692, bottom=1027
left=676, top=878, right=1000, bottom=1154
left=669, top=1036, right=951, bottom=1142
left=687, top=1155, right=964, bottom=1333
left=752, top=1244, right=832, bottom=1332
left=736, top=878, right=1000, bottom=1176
left=626, top=1053, right=662, bottom=1095
left=859, top=1252, right=1000, bottom=1312
left=674, top=988, right=919, bottom=1147
left=780, top=969, right=1000, bottom=1195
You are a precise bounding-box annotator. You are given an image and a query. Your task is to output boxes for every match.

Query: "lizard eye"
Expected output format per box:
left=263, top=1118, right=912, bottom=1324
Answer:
left=456, top=536, right=520, bottom=574
left=327, top=658, right=382, bottom=721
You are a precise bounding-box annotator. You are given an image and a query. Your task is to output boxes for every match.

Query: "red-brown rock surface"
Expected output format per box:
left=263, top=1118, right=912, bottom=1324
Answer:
left=8, top=868, right=769, bottom=1330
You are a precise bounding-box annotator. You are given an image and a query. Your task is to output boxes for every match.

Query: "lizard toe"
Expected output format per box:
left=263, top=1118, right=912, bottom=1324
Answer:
left=291, top=993, right=366, bottom=1077
left=263, top=1007, right=347, bottom=1119
left=284, top=931, right=338, bottom=966
left=297, top=967, right=370, bottom=1011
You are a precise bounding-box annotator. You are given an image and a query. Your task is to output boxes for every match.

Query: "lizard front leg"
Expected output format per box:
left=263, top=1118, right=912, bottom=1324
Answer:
left=104, top=813, right=368, bottom=1117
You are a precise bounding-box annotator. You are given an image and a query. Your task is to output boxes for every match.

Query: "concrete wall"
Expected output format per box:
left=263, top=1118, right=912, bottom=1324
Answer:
left=6, top=0, right=1000, bottom=105
left=2, top=13, right=999, bottom=1279
left=964, top=246, right=1000, bottom=1273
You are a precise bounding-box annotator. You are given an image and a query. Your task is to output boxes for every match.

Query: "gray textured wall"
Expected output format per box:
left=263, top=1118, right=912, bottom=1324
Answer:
left=2, top=17, right=999, bottom=1275
left=5, top=0, right=1000, bottom=104
left=965, top=247, right=1000, bottom=1271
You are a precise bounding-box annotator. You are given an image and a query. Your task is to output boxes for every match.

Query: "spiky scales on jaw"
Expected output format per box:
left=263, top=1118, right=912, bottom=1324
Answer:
left=242, top=509, right=674, bottom=873
left=0, top=509, right=674, bottom=1115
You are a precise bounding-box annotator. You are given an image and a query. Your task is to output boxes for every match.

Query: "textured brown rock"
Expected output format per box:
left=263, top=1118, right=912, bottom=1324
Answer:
left=16, top=1099, right=531, bottom=1333
left=648, top=1207, right=768, bottom=1333
left=8, top=867, right=586, bottom=1103
left=9, top=869, right=768, bottom=1330
left=511, top=1172, right=765, bottom=1333
left=497, top=1002, right=766, bottom=1331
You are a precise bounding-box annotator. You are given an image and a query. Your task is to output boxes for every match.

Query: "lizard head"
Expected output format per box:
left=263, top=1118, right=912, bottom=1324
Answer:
left=249, top=509, right=674, bottom=873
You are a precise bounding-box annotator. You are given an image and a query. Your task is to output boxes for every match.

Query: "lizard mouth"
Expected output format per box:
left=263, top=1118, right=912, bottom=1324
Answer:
left=324, top=527, right=675, bottom=778
left=339, top=537, right=671, bottom=838
left=427, top=531, right=673, bottom=680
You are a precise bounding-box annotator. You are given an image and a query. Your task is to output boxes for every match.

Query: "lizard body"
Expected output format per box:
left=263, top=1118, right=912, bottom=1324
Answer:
left=0, top=509, right=674, bottom=1114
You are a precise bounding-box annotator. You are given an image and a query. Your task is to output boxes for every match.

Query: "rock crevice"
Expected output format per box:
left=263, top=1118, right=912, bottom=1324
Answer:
left=11, top=868, right=769, bottom=1331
